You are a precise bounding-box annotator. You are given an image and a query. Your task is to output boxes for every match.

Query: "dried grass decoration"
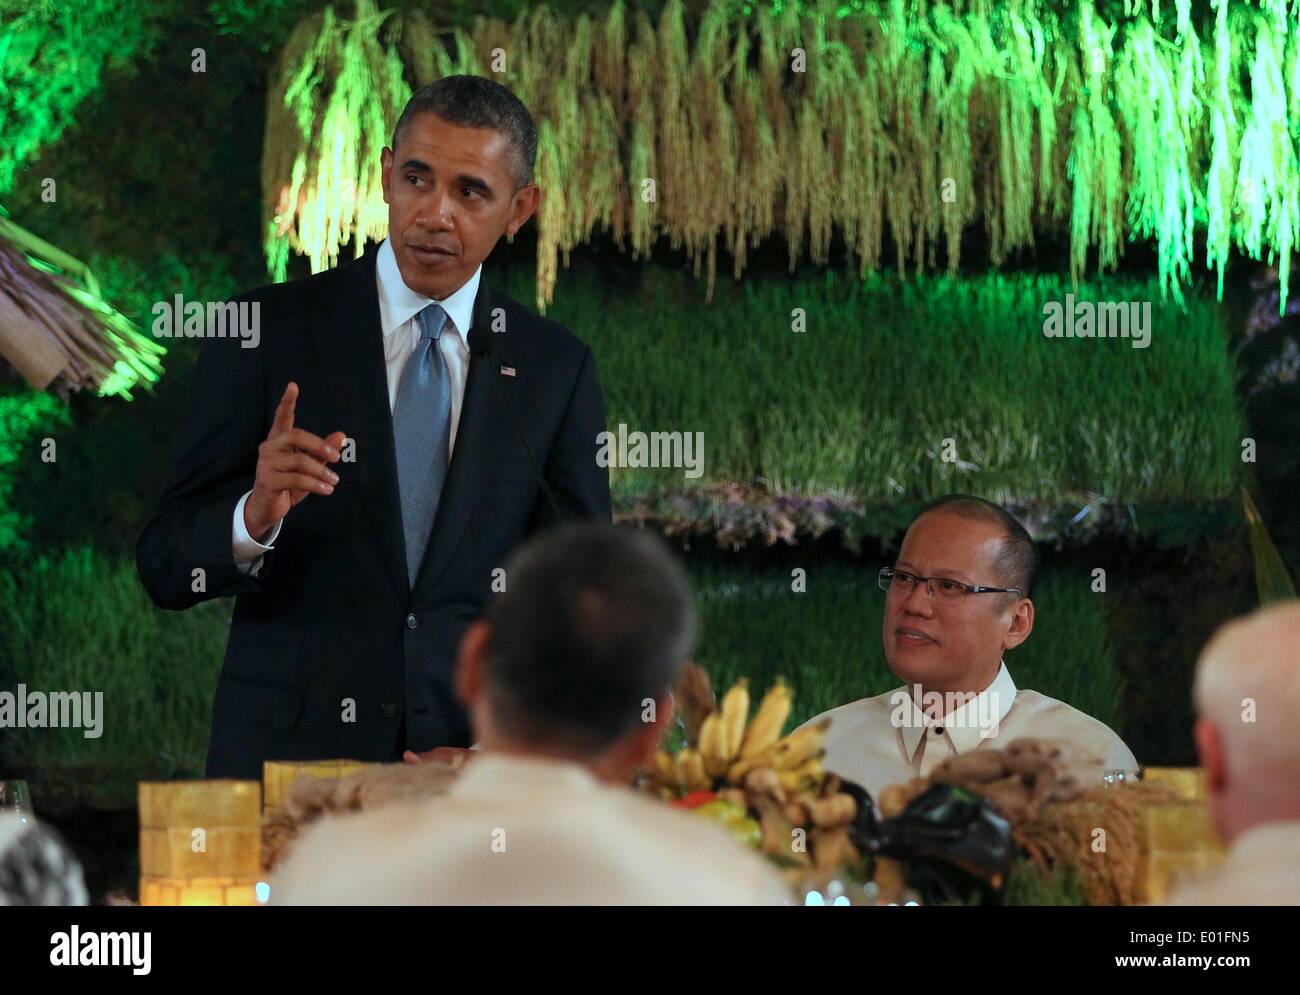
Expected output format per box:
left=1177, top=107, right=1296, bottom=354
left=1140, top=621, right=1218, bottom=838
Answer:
left=0, top=210, right=163, bottom=399
left=1016, top=779, right=1180, bottom=907
left=264, top=0, right=1300, bottom=314
left=879, top=737, right=1180, bottom=906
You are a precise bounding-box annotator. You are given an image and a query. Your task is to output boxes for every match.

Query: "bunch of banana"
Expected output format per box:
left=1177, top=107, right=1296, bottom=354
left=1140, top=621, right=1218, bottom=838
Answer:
left=726, top=717, right=830, bottom=788
left=673, top=748, right=711, bottom=793
left=647, top=746, right=710, bottom=795
left=645, top=678, right=829, bottom=797
left=696, top=679, right=751, bottom=777
left=739, top=679, right=791, bottom=757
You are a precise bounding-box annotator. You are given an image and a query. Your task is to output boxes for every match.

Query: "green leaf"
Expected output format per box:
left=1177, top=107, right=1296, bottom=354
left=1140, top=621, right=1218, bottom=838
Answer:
left=1242, top=487, right=1297, bottom=605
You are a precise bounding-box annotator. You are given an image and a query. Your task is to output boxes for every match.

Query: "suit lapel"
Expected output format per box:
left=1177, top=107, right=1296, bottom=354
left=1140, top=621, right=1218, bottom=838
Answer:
left=308, top=245, right=409, bottom=599
left=413, top=278, right=513, bottom=599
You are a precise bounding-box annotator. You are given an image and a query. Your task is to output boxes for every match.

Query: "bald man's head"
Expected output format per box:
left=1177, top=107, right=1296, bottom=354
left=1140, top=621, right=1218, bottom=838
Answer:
left=1193, top=601, right=1300, bottom=841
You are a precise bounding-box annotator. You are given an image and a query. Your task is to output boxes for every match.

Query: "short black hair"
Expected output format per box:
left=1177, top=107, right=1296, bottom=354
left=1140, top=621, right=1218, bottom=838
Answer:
left=391, top=74, right=537, bottom=191
left=481, top=524, right=696, bottom=753
left=914, top=495, right=1039, bottom=598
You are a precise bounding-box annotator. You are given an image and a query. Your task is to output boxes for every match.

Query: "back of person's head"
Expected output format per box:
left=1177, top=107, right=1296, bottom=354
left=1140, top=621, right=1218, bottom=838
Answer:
left=479, top=523, right=696, bottom=755
left=1194, top=600, right=1300, bottom=839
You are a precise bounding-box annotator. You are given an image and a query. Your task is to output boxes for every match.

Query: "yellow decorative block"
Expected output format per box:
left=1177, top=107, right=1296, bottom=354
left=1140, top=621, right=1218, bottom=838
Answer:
left=1143, top=852, right=1222, bottom=904
left=139, top=879, right=176, bottom=906
left=137, top=780, right=261, bottom=828
left=139, top=876, right=264, bottom=907
left=137, top=780, right=266, bottom=905
left=1142, top=767, right=1206, bottom=802
left=262, top=759, right=375, bottom=811
left=223, top=883, right=259, bottom=906
left=1147, top=801, right=1226, bottom=854
left=1137, top=800, right=1226, bottom=903
left=139, top=826, right=261, bottom=878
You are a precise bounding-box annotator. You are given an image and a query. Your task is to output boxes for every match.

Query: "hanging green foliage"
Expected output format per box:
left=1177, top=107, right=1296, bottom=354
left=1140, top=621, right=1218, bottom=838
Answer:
left=262, top=0, right=1300, bottom=312
left=0, top=1, right=164, bottom=198
left=0, top=389, right=66, bottom=553
left=262, top=0, right=414, bottom=278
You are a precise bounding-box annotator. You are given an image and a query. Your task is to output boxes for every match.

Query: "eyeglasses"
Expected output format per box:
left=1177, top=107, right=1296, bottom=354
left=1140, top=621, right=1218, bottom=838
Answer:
left=878, top=567, right=1023, bottom=601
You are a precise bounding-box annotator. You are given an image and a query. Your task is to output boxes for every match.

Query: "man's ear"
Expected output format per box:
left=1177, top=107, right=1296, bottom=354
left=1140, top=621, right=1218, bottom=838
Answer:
left=507, top=184, right=539, bottom=236
left=624, top=692, right=676, bottom=768
left=380, top=146, right=393, bottom=204
left=1195, top=716, right=1226, bottom=792
left=454, top=619, right=491, bottom=708
left=1003, top=597, right=1034, bottom=652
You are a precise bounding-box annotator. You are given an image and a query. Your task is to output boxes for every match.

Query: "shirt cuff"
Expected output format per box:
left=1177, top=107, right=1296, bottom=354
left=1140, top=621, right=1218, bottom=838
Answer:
left=232, top=491, right=281, bottom=575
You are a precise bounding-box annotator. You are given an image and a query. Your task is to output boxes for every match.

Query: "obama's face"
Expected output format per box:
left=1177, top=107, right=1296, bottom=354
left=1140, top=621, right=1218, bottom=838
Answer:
left=380, top=111, right=539, bottom=299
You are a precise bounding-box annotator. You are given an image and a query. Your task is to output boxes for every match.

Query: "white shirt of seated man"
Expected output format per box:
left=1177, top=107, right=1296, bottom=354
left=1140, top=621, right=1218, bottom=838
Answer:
left=801, top=502, right=1137, bottom=798
left=270, top=620, right=792, bottom=906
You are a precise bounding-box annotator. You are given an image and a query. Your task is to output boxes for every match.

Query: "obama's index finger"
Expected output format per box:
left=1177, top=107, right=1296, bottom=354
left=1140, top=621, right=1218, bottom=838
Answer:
left=271, top=381, right=299, bottom=437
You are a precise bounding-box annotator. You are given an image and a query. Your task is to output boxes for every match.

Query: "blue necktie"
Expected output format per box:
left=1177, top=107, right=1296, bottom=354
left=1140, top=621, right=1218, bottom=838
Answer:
left=392, top=303, right=452, bottom=587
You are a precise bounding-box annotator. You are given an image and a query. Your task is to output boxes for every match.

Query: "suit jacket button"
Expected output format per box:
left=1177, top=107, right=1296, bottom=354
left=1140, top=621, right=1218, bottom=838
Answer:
left=380, top=702, right=398, bottom=718
left=406, top=613, right=418, bottom=629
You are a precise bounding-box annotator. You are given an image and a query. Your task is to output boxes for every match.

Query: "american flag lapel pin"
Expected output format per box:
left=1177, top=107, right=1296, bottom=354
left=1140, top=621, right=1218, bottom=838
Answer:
left=500, top=365, right=517, bottom=378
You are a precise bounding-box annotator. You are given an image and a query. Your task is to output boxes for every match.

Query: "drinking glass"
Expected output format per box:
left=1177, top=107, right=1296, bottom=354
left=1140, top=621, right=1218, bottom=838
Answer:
left=0, top=779, right=33, bottom=823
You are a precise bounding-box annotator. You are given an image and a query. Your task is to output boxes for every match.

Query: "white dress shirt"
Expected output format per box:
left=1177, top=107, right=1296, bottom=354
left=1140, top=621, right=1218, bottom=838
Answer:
left=270, top=753, right=793, bottom=905
left=801, top=660, right=1139, bottom=798
left=231, top=238, right=482, bottom=573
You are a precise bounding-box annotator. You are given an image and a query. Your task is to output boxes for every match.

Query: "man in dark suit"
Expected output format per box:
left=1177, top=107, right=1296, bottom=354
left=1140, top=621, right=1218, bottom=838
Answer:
left=136, top=75, right=611, bottom=779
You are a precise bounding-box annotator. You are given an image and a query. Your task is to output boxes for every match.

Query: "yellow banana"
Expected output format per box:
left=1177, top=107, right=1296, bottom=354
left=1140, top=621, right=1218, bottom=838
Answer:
left=674, top=748, right=710, bottom=792
left=719, top=679, right=750, bottom=761
left=739, top=679, right=792, bottom=759
left=726, top=742, right=781, bottom=785
left=778, top=757, right=824, bottom=793
left=698, top=713, right=730, bottom=778
left=652, top=749, right=675, bottom=786
left=771, top=719, right=830, bottom=770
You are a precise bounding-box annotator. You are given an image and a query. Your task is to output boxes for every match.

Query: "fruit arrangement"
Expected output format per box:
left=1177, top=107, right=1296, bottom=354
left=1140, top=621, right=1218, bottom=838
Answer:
left=645, top=673, right=865, bottom=873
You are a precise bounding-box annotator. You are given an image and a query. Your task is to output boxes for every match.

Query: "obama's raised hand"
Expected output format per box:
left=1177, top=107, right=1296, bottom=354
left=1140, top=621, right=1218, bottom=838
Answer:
left=243, top=382, right=347, bottom=541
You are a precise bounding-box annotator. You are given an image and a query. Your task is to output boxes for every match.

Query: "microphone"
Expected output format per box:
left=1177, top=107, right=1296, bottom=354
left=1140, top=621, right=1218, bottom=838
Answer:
left=468, top=324, right=567, bottom=523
